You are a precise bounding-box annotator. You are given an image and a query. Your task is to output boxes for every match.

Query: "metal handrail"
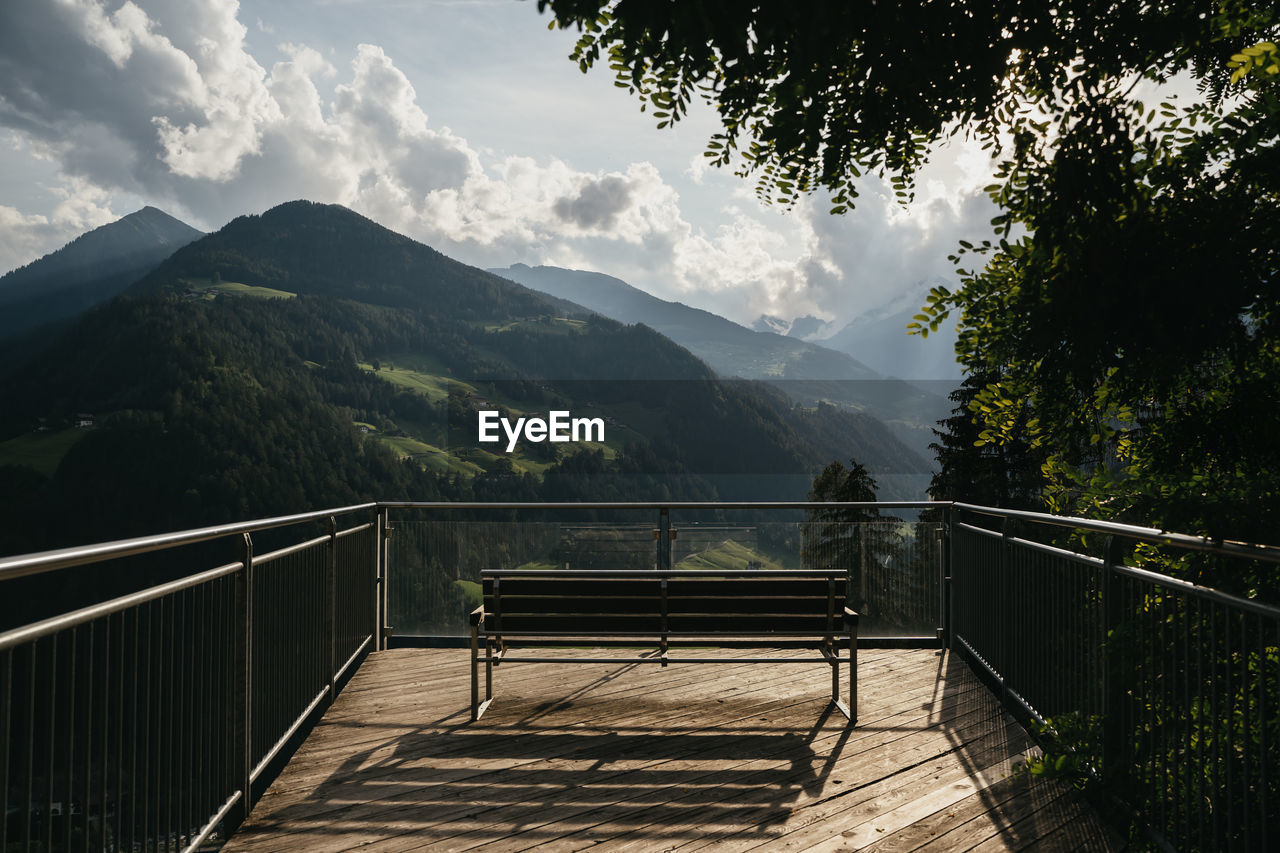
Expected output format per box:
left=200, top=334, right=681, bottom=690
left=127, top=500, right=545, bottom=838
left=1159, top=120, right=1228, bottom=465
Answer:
left=954, top=501, right=1280, bottom=563
left=0, top=501, right=377, bottom=582
left=376, top=500, right=950, bottom=509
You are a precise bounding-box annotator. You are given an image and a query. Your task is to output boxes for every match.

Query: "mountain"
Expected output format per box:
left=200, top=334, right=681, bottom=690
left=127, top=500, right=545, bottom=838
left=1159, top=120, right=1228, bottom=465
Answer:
left=489, top=264, right=880, bottom=381
left=491, top=263, right=954, bottom=461
left=750, top=314, right=833, bottom=339
left=0, top=207, right=203, bottom=338
left=815, top=285, right=964, bottom=381
left=786, top=315, right=832, bottom=340
left=752, top=314, right=792, bottom=335
left=0, top=202, right=929, bottom=554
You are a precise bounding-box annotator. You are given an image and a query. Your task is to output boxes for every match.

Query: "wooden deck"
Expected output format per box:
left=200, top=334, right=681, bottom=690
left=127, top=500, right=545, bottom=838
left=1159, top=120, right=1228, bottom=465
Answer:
left=223, top=647, right=1121, bottom=852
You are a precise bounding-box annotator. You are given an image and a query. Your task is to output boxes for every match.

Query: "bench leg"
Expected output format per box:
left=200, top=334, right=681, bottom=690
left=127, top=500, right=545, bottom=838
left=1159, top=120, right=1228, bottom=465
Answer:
left=485, top=638, right=494, bottom=704
left=470, top=623, right=479, bottom=720
left=848, top=627, right=858, bottom=726
left=471, top=624, right=494, bottom=721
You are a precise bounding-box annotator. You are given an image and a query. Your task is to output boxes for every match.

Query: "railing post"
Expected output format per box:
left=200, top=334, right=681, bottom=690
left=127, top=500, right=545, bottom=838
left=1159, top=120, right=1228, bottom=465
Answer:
left=998, top=517, right=1012, bottom=694
left=657, top=507, right=671, bottom=570
left=232, top=532, right=254, bottom=827
left=326, top=516, right=337, bottom=702
left=379, top=507, right=392, bottom=649
left=941, top=506, right=952, bottom=649
left=371, top=506, right=382, bottom=651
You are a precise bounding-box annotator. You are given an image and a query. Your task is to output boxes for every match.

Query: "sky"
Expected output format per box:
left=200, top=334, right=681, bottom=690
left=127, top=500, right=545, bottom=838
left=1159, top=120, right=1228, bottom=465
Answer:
left=0, top=0, right=1002, bottom=329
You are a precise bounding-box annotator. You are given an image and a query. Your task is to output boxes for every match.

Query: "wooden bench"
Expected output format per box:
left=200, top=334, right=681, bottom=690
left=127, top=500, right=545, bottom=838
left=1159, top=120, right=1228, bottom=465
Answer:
left=469, top=569, right=858, bottom=724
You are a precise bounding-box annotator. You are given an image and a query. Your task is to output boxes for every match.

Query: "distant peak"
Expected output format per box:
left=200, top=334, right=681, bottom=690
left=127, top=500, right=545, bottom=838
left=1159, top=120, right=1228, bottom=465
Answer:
left=125, top=205, right=183, bottom=224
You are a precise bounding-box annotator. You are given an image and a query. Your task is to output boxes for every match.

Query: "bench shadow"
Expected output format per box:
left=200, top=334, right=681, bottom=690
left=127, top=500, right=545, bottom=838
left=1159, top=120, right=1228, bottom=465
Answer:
left=234, top=688, right=851, bottom=848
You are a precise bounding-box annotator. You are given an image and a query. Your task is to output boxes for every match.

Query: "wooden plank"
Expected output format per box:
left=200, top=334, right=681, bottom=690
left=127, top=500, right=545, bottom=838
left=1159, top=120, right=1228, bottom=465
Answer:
left=460, top=686, right=1026, bottom=853
left=855, top=772, right=1037, bottom=852
left=223, top=649, right=1117, bottom=853
left=244, top=653, right=953, bottom=848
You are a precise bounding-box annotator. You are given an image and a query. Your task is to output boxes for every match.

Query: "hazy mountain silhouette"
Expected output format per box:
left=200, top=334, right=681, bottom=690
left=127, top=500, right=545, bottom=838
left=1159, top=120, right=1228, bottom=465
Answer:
left=0, top=206, right=203, bottom=338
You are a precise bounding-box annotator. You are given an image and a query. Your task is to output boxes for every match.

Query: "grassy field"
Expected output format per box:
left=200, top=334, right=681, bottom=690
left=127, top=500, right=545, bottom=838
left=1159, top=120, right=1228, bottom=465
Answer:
left=483, top=317, right=588, bottom=334
left=358, top=351, right=644, bottom=479
left=358, top=362, right=467, bottom=403
left=375, top=434, right=485, bottom=477
left=182, top=277, right=297, bottom=300
left=0, top=428, right=89, bottom=477
left=674, top=539, right=788, bottom=572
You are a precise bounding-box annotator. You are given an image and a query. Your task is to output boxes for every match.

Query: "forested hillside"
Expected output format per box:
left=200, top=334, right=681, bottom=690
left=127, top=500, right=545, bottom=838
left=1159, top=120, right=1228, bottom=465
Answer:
left=0, top=202, right=928, bottom=555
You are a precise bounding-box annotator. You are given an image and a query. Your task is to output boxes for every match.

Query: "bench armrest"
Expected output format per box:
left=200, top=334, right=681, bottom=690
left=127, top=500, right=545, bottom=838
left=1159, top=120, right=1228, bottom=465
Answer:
left=843, top=606, right=859, bottom=626
left=469, top=605, right=486, bottom=627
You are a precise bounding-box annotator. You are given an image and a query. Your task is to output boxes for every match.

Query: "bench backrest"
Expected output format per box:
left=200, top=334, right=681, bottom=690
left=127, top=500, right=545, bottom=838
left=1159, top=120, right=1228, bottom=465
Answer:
left=480, top=569, right=847, bottom=637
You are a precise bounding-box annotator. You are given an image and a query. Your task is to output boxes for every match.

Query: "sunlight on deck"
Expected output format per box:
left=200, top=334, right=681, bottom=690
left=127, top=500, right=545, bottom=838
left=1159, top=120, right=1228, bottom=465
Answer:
left=224, top=648, right=1119, bottom=852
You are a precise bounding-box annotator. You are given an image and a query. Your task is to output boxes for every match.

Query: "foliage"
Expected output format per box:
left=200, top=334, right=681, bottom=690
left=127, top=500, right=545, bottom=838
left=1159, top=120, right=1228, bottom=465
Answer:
left=1016, top=712, right=1099, bottom=790
left=539, top=2, right=1280, bottom=588
left=928, top=372, right=1045, bottom=508
left=539, top=0, right=1228, bottom=211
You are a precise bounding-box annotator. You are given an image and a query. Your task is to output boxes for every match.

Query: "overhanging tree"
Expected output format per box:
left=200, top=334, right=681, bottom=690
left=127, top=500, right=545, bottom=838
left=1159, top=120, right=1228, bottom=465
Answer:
left=537, top=1, right=1280, bottom=572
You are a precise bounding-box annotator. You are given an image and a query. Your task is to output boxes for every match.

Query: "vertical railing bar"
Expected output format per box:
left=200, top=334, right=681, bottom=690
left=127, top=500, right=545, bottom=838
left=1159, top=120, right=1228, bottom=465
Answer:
left=1182, top=590, right=1191, bottom=847
left=195, top=582, right=206, bottom=845
left=1196, top=595, right=1206, bottom=847
left=1159, top=584, right=1170, bottom=840
left=1226, top=608, right=1236, bottom=846
left=124, top=609, right=135, bottom=853
left=167, top=590, right=179, bottom=850
left=1102, top=535, right=1123, bottom=792
left=181, top=586, right=193, bottom=849
left=23, top=640, right=35, bottom=852
left=328, top=516, right=338, bottom=704
left=80, top=623, right=92, bottom=853
left=0, top=648, right=10, bottom=848
left=64, top=626, right=76, bottom=853
left=141, top=602, right=154, bottom=852
left=233, top=533, right=253, bottom=832
left=43, top=633, right=56, bottom=853
left=1259, top=614, right=1269, bottom=852
left=168, top=592, right=180, bottom=851
left=1211, top=602, right=1220, bottom=845
left=156, top=595, right=169, bottom=852
left=1241, top=609, right=1251, bottom=850
left=211, top=576, right=223, bottom=843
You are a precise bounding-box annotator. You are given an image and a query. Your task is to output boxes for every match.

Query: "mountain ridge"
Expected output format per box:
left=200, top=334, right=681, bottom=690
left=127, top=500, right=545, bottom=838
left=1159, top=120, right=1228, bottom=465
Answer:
left=0, top=206, right=204, bottom=338
left=490, top=263, right=881, bottom=381
left=0, top=200, right=930, bottom=553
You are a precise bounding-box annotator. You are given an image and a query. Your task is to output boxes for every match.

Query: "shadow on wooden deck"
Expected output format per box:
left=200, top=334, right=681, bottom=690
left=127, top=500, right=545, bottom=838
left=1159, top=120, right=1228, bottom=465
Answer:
left=223, top=648, right=1121, bottom=852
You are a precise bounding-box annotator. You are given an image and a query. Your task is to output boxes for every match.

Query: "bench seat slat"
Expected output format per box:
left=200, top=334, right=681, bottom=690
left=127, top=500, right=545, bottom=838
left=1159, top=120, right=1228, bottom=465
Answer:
left=489, top=615, right=837, bottom=633
left=483, top=596, right=836, bottom=616
left=485, top=578, right=845, bottom=599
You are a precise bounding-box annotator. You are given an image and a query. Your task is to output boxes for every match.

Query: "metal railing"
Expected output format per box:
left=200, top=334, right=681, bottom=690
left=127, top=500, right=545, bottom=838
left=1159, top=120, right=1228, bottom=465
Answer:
left=3, top=498, right=1278, bottom=851
left=0, top=504, right=384, bottom=852
left=951, top=503, right=1280, bottom=850
left=378, top=501, right=946, bottom=640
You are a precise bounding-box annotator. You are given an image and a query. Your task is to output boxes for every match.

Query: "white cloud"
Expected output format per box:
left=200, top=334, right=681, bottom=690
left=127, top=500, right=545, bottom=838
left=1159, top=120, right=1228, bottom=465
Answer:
left=0, top=0, right=999, bottom=329
left=0, top=179, right=118, bottom=273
